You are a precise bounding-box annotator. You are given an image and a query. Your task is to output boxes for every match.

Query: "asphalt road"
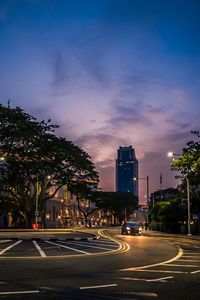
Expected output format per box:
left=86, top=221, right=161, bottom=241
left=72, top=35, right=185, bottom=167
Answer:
left=0, top=228, right=200, bottom=299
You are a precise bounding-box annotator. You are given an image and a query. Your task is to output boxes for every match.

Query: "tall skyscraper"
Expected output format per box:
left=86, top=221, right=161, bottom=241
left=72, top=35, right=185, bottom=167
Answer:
left=116, top=146, right=138, bottom=197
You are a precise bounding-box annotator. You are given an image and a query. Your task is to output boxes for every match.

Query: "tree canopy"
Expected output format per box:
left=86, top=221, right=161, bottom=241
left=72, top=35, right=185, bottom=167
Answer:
left=171, top=139, right=200, bottom=185
left=0, top=104, right=98, bottom=227
left=92, top=191, right=138, bottom=224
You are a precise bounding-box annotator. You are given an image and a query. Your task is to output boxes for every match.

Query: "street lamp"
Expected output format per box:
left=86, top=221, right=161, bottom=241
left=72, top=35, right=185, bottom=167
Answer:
left=168, top=152, right=191, bottom=236
left=35, top=179, right=39, bottom=229
left=134, top=176, right=149, bottom=224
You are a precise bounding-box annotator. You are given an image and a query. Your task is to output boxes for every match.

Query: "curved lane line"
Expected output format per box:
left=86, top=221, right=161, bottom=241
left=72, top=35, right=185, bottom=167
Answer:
left=119, top=246, right=183, bottom=271
left=98, top=230, right=130, bottom=254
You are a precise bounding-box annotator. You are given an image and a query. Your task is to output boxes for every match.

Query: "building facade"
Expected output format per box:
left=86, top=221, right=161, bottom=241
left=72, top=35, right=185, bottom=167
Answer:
left=116, top=146, right=138, bottom=196
left=0, top=184, right=115, bottom=229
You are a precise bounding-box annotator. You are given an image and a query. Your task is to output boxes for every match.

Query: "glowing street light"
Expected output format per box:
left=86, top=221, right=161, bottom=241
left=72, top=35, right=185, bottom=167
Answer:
left=168, top=152, right=173, bottom=157
left=168, top=152, right=182, bottom=157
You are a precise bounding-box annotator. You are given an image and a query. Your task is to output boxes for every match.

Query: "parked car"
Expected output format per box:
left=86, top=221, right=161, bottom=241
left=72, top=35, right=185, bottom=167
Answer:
left=122, top=222, right=142, bottom=235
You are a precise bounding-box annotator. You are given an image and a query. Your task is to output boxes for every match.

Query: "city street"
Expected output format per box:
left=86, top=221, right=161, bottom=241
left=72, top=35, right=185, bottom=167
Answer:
left=0, top=228, right=200, bottom=299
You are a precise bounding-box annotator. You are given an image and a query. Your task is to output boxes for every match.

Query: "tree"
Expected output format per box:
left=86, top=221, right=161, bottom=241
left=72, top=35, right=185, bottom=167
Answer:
left=92, top=191, right=138, bottom=224
left=0, top=104, right=98, bottom=227
left=68, top=180, right=98, bottom=226
left=149, top=188, right=180, bottom=209
left=171, top=140, right=200, bottom=185
left=171, top=137, right=200, bottom=216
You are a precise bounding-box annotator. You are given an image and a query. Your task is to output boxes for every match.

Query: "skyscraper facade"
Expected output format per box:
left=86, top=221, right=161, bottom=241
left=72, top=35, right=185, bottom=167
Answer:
left=116, top=146, right=138, bottom=197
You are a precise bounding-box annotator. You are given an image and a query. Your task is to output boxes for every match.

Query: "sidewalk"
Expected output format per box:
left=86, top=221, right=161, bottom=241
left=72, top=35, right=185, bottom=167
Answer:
left=142, top=229, right=200, bottom=241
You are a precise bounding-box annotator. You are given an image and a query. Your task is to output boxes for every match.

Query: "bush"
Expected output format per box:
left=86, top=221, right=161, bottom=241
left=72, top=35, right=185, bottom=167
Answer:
left=180, top=224, right=187, bottom=234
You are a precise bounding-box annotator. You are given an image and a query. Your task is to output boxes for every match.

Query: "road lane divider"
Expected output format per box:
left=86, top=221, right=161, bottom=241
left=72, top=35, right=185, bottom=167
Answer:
left=191, top=270, right=200, bottom=274
left=98, top=230, right=130, bottom=254
left=80, top=284, right=118, bottom=289
left=33, top=240, right=46, bottom=257
left=0, top=240, right=12, bottom=244
left=119, top=246, right=183, bottom=271
left=163, top=263, right=199, bottom=267
left=58, top=240, right=116, bottom=251
left=125, top=292, right=158, bottom=297
left=0, top=290, right=39, bottom=295
left=45, top=240, right=91, bottom=255
left=119, top=276, right=173, bottom=283
left=0, top=240, right=22, bottom=255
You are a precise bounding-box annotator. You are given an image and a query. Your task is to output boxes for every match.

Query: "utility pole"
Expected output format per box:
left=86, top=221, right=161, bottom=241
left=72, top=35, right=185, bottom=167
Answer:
left=35, top=180, right=39, bottom=229
left=125, top=206, right=127, bottom=222
left=186, top=178, right=191, bottom=236
left=147, top=176, right=149, bottom=224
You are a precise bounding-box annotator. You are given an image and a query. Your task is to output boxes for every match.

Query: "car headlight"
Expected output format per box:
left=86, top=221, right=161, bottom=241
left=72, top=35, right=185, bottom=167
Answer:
left=126, top=227, right=130, bottom=230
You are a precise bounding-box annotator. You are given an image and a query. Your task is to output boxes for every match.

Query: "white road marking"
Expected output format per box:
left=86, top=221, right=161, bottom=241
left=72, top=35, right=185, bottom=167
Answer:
left=146, top=276, right=173, bottom=282
left=182, top=255, right=200, bottom=258
left=59, top=240, right=116, bottom=251
left=178, top=259, right=200, bottom=262
left=98, top=239, right=118, bottom=243
left=80, top=284, right=117, bottom=289
left=119, top=246, right=183, bottom=271
left=163, top=264, right=199, bottom=267
left=183, top=251, right=200, bottom=253
left=191, top=270, right=200, bottom=274
left=119, top=277, right=150, bottom=282
left=45, top=240, right=90, bottom=254
left=98, top=230, right=124, bottom=250
left=119, top=276, right=172, bottom=284
left=91, top=240, right=118, bottom=245
left=33, top=240, right=46, bottom=257
left=0, top=240, right=22, bottom=255
left=126, top=292, right=158, bottom=297
left=0, top=240, right=12, bottom=244
left=0, top=290, right=39, bottom=295
left=127, top=269, right=188, bottom=274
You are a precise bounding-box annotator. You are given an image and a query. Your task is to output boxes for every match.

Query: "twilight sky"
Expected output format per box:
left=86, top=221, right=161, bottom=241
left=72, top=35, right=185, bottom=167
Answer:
left=0, top=0, right=200, bottom=203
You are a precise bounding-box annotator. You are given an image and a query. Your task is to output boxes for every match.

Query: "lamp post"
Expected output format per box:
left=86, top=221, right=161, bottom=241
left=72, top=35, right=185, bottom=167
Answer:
left=168, top=152, right=191, bottom=236
left=134, top=176, right=149, bottom=224
left=35, top=179, right=39, bottom=229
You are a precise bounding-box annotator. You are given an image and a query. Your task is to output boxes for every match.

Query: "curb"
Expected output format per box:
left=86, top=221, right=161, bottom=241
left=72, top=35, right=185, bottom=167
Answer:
left=0, top=236, right=98, bottom=241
